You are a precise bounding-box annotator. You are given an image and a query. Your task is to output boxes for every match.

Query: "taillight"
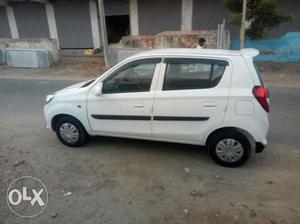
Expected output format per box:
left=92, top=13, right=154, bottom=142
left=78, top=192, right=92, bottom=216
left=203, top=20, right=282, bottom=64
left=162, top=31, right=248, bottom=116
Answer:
left=252, top=86, right=270, bottom=113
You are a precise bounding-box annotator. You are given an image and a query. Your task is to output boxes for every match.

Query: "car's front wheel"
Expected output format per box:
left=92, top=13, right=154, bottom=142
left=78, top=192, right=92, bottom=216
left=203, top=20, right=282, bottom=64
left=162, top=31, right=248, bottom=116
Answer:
left=55, top=116, right=88, bottom=147
left=208, top=131, right=251, bottom=167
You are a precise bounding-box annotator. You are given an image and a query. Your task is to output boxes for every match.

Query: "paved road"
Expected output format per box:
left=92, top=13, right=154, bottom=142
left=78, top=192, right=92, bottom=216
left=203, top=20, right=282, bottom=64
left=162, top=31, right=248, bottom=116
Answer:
left=0, top=78, right=299, bottom=224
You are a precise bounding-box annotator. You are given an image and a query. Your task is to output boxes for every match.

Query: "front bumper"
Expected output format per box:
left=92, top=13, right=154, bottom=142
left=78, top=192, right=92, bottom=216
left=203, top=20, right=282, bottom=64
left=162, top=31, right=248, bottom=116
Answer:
left=44, top=104, right=52, bottom=130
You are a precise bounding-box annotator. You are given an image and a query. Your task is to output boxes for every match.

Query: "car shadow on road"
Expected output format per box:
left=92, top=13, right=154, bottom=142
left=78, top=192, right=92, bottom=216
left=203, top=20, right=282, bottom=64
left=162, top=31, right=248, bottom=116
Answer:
left=79, top=135, right=266, bottom=169
left=87, top=135, right=210, bottom=160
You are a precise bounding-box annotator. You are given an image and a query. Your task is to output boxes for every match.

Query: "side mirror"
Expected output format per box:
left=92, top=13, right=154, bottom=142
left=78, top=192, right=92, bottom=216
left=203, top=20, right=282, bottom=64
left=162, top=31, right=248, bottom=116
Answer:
left=93, top=82, right=103, bottom=96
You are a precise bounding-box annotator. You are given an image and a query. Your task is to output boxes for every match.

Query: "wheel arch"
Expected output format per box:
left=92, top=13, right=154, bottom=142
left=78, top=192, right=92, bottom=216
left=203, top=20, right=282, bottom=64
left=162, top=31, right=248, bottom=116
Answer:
left=205, top=127, right=256, bottom=151
left=51, top=114, right=86, bottom=132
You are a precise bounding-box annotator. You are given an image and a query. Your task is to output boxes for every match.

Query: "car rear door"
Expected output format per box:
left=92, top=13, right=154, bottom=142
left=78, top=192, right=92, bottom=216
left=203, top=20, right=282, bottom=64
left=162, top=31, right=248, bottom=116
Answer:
left=152, top=57, right=231, bottom=145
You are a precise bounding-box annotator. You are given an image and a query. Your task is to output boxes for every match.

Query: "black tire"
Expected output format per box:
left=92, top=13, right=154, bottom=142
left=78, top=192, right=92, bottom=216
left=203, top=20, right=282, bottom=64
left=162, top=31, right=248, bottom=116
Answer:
left=55, top=116, right=88, bottom=147
left=208, top=131, right=251, bottom=167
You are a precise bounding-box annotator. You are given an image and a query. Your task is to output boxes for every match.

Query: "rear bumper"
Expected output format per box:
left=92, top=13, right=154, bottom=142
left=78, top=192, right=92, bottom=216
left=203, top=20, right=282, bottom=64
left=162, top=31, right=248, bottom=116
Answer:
left=255, top=142, right=266, bottom=153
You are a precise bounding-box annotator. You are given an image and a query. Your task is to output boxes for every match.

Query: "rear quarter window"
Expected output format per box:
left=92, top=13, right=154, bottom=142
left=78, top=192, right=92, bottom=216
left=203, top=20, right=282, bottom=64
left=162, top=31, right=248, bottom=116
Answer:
left=163, top=58, right=228, bottom=91
left=254, top=62, right=264, bottom=86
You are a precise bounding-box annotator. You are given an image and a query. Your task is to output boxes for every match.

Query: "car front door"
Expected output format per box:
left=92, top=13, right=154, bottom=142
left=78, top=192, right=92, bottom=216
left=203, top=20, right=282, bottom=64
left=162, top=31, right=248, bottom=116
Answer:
left=87, top=58, right=161, bottom=137
left=152, top=57, right=231, bottom=144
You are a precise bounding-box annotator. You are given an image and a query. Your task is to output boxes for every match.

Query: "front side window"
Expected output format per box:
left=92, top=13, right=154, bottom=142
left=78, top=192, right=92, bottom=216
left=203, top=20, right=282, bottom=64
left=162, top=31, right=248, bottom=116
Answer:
left=163, top=58, right=228, bottom=91
left=102, top=58, right=161, bottom=94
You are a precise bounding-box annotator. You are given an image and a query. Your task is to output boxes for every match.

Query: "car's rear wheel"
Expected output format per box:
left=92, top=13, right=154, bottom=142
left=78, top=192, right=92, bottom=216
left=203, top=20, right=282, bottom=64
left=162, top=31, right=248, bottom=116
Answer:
left=208, top=131, right=251, bottom=167
left=55, top=116, right=88, bottom=147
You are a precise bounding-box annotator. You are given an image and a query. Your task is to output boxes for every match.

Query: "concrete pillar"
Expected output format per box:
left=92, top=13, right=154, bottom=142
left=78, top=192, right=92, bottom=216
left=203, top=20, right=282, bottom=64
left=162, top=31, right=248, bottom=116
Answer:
left=181, top=0, right=193, bottom=31
left=98, top=0, right=109, bottom=67
left=45, top=3, right=59, bottom=48
left=89, top=0, right=101, bottom=49
left=6, top=6, right=19, bottom=38
left=129, top=0, right=139, bottom=35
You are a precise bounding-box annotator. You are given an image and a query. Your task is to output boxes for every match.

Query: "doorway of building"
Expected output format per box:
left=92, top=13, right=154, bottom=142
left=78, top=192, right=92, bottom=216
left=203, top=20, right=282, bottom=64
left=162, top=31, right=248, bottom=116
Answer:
left=105, top=15, right=130, bottom=44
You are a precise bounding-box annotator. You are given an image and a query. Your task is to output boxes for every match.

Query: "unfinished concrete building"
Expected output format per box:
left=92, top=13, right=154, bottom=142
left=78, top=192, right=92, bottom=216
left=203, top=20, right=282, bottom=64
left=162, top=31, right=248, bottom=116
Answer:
left=0, top=0, right=299, bottom=49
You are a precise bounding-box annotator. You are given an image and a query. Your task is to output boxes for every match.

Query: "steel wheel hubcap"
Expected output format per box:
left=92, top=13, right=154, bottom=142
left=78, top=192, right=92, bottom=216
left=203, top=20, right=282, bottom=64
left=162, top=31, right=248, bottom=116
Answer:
left=215, top=138, right=244, bottom=162
left=59, top=123, right=79, bottom=143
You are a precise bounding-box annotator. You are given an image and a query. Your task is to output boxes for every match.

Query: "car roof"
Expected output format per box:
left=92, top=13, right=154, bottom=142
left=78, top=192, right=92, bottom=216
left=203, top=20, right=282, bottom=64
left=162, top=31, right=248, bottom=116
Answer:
left=130, top=48, right=259, bottom=59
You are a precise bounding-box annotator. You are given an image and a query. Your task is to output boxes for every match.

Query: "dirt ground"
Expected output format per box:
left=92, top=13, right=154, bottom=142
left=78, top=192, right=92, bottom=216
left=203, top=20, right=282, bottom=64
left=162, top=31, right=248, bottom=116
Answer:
left=258, top=62, right=300, bottom=87
left=0, top=55, right=106, bottom=80
left=0, top=58, right=299, bottom=224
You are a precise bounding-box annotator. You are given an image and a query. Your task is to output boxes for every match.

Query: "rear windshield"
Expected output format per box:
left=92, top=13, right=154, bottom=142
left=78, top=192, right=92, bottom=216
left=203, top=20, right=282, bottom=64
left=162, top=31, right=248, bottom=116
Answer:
left=254, top=62, right=264, bottom=86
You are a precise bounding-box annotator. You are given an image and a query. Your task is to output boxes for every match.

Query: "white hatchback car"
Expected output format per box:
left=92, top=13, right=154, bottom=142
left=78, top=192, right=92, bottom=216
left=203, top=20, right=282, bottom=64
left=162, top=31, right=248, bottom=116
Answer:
left=44, top=48, right=269, bottom=167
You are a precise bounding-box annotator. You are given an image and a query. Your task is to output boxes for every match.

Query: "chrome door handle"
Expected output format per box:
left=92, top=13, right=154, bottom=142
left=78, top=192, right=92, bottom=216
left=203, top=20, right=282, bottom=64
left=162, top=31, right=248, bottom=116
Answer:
left=133, top=103, right=144, bottom=108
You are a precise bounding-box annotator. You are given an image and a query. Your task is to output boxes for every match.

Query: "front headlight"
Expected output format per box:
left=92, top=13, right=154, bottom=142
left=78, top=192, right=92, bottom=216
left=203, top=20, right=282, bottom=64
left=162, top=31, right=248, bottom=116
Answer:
left=46, top=94, right=55, bottom=104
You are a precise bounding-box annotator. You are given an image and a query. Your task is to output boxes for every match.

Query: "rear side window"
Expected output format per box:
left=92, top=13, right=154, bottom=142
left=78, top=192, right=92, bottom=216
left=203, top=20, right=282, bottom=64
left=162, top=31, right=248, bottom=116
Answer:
left=163, top=58, right=228, bottom=91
